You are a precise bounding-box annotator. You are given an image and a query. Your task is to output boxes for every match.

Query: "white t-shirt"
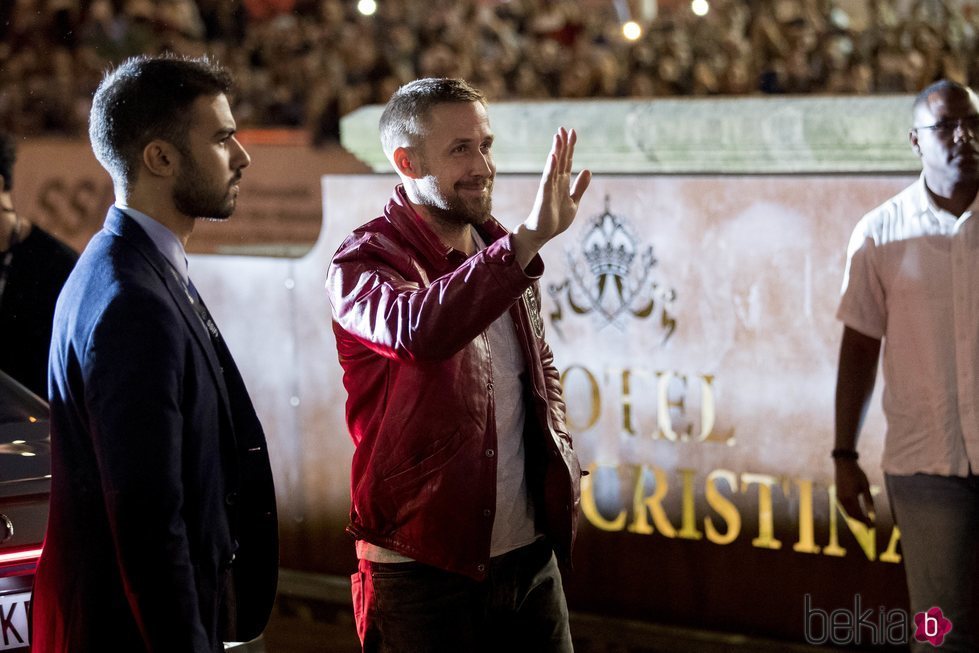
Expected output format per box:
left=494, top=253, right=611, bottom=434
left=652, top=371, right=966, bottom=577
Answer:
left=484, top=297, right=538, bottom=557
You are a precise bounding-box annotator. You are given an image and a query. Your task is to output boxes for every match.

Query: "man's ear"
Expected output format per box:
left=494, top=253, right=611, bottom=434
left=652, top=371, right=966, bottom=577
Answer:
left=0, top=173, right=6, bottom=195
left=142, top=140, right=179, bottom=178
left=909, top=128, right=922, bottom=157
left=393, top=146, right=423, bottom=179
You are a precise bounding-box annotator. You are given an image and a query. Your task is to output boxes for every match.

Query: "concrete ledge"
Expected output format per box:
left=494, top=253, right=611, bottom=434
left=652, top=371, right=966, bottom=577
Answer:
left=273, top=569, right=855, bottom=652
left=340, top=95, right=918, bottom=175
left=277, top=567, right=352, bottom=605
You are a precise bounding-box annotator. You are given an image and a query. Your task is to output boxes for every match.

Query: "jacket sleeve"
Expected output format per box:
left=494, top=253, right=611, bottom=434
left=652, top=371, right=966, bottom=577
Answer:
left=535, top=285, right=572, bottom=443
left=327, top=229, right=544, bottom=362
left=83, top=288, right=211, bottom=652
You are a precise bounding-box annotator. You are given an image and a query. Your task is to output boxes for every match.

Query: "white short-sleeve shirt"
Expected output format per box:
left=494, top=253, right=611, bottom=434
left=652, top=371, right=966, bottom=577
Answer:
left=838, top=174, right=979, bottom=476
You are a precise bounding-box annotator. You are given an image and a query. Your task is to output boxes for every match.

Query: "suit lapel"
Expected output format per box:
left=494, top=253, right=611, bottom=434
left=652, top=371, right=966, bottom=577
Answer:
left=103, top=208, right=235, bottom=429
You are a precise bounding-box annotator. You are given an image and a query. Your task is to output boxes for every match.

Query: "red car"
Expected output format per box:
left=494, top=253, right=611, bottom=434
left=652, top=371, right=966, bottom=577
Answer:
left=0, top=370, right=268, bottom=651
left=0, top=370, right=49, bottom=652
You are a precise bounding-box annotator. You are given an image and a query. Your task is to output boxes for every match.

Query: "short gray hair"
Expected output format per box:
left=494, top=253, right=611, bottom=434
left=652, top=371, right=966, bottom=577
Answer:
left=379, top=78, right=486, bottom=156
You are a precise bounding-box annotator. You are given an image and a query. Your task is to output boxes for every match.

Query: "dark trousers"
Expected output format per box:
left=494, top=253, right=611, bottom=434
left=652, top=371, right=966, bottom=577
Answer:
left=886, top=473, right=979, bottom=653
left=350, top=538, right=573, bottom=652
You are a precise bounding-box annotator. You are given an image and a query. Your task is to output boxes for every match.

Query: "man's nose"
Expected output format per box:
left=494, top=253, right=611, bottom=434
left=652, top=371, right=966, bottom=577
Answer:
left=232, top=137, right=251, bottom=169
left=473, top=150, right=493, bottom=176
left=953, top=120, right=978, bottom=143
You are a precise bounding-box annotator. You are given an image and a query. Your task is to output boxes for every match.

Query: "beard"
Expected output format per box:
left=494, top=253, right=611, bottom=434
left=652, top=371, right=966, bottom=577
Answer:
left=418, top=175, right=494, bottom=227
left=173, top=156, right=240, bottom=220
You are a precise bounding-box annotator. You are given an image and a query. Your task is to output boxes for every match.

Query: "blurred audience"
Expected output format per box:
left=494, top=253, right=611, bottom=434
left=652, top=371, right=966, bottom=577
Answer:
left=2, top=0, right=978, bottom=143
left=0, top=132, right=77, bottom=398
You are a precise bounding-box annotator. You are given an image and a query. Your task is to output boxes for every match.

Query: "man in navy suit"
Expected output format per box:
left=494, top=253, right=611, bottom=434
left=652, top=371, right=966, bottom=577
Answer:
left=32, top=55, right=278, bottom=652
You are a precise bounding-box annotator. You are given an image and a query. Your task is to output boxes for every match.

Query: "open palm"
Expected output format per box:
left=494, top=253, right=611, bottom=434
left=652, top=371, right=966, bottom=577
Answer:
left=524, top=127, right=592, bottom=243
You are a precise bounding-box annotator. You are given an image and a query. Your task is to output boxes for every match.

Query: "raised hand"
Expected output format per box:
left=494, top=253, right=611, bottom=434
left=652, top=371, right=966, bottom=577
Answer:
left=513, top=127, right=592, bottom=268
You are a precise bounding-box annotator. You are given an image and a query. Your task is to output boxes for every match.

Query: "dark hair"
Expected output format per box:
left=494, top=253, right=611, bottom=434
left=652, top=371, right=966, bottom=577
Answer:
left=0, top=132, right=16, bottom=191
left=379, top=78, right=486, bottom=156
left=89, top=54, right=233, bottom=190
left=912, top=79, right=973, bottom=120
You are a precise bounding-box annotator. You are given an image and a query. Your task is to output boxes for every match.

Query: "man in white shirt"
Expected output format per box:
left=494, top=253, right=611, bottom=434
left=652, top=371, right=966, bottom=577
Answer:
left=835, top=79, right=979, bottom=652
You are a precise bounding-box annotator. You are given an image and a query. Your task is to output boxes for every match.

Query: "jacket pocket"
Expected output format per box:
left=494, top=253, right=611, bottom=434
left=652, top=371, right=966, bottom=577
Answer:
left=350, top=570, right=367, bottom=645
left=381, top=430, right=464, bottom=492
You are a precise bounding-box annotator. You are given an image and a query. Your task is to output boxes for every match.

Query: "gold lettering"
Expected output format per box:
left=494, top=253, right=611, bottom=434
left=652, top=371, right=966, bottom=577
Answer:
left=879, top=524, right=902, bottom=563
left=621, top=368, right=636, bottom=436
left=577, top=463, right=902, bottom=564
left=695, top=374, right=735, bottom=445
left=741, top=473, right=783, bottom=550
left=789, top=477, right=820, bottom=554
left=655, top=371, right=687, bottom=442
left=823, top=481, right=846, bottom=557
left=704, top=469, right=741, bottom=545
left=824, top=484, right=878, bottom=560
left=580, top=463, right=627, bottom=531
left=629, top=465, right=678, bottom=537
left=560, top=366, right=734, bottom=446
left=560, top=365, right=601, bottom=432
left=678, top=468, right=703, bottom=540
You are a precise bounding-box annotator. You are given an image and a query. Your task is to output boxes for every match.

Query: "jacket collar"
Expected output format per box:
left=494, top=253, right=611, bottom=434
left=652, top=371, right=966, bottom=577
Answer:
left=104, top=205, right=173, bottom=279
left=383, top=185, right=509, bottom=270
left=103, top=207, right=234, bottom=423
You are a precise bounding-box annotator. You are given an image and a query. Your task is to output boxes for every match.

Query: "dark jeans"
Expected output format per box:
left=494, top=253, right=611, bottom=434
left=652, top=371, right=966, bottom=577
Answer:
left=350, top=538, right=573, bottom=652
left=886, top=473, right=979, bottom=653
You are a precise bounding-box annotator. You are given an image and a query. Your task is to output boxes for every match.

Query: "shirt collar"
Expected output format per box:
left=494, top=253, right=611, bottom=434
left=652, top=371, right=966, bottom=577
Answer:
left=115, top=203, right=190, bottom=286
left=914, top=172, right=979, bottom=226
left=913, top=173, right=942, bottom=220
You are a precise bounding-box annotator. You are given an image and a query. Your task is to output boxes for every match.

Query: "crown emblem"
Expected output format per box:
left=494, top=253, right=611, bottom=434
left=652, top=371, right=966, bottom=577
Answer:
left=582, top=204, right=637, bottom=278
left=548, top=194, right=677, bottom=342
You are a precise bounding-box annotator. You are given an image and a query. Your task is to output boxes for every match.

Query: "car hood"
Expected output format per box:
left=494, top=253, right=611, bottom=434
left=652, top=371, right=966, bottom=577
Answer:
left=0, top=370, right=50, bottom=497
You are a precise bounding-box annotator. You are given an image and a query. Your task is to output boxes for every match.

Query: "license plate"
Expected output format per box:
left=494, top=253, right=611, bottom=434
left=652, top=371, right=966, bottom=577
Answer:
left=0, top=591, right=29, bottom=651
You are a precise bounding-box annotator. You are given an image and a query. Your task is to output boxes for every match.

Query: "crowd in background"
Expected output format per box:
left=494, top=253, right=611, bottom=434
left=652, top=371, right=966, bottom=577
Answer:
left=0, top=0, right=976, bottom=143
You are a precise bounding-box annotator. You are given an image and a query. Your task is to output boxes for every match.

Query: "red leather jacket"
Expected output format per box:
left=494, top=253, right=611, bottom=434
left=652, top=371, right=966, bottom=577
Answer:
left=327, top=186, right=581, bottom=580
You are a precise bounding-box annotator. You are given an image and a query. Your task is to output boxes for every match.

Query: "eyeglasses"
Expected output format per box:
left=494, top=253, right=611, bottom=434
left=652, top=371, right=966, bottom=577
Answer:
left=913, top=116, right=979, bottom=137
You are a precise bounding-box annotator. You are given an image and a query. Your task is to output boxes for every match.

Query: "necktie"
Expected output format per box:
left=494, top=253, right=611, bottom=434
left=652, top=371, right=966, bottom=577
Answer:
left=187, top=278, right=222, bottom=343
left=185, top=277, right=237, bottom=402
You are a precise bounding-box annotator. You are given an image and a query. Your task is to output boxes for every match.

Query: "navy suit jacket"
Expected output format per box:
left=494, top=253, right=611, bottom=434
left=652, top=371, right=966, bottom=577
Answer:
left=32, top=208, right=278, bottom=652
